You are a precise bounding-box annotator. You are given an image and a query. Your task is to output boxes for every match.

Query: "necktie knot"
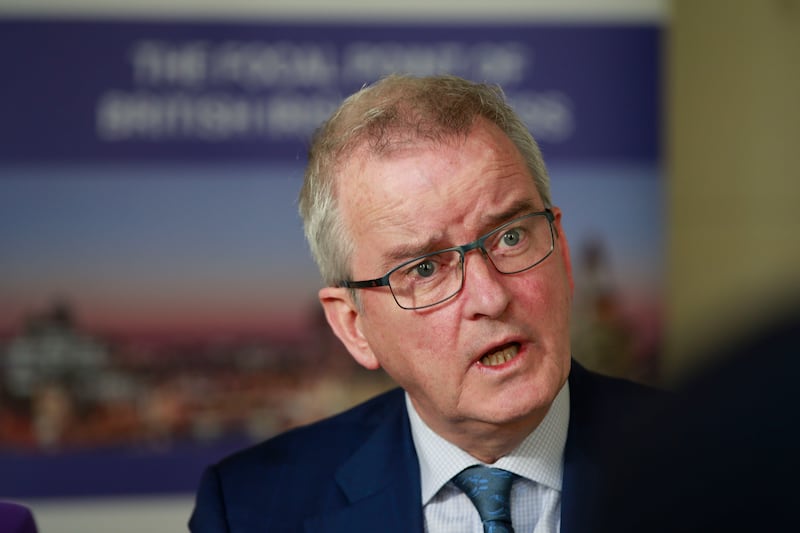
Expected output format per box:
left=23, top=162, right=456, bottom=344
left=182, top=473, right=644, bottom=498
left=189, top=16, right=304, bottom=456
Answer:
left=452, top=465, right=518, bottom=533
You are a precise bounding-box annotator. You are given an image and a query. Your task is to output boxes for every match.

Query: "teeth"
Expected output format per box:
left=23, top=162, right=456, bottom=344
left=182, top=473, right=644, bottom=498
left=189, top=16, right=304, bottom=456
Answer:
left=480, top=344, right=518, bottom=367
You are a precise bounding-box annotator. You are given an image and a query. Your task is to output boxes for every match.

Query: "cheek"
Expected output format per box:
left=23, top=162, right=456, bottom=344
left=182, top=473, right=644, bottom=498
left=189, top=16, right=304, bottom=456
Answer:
left=364, top=305, right=457, bottom=374
left=393, top=314, right=457, bottom=364
left=361, top=300, right=427, bottom=357
left=517, top=269, right=573, bottom=329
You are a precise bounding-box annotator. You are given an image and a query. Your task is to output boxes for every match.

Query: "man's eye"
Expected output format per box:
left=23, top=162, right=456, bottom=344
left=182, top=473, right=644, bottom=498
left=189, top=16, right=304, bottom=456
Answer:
left=501, top=228, right=522, bottom=247
left=414, top=260, right=437, bottom=278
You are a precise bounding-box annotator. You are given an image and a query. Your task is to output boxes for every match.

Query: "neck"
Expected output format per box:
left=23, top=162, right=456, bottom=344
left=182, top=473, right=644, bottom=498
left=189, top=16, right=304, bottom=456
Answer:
left=413, top=402, right=549, bottom=464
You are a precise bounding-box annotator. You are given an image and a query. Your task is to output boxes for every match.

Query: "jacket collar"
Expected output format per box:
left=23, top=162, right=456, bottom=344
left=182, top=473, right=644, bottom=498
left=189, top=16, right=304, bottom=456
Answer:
left=304, top=389, right=424, bottom=533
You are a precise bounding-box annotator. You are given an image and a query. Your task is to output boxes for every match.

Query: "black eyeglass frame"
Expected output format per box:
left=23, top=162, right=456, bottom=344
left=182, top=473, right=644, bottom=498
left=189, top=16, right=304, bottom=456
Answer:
left=336, top=209, right=556, bottom=310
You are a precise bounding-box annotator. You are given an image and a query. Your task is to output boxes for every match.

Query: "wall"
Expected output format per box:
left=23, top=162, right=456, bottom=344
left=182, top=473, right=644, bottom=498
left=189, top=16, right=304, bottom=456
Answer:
left=666, top=0, right=800, bottom=379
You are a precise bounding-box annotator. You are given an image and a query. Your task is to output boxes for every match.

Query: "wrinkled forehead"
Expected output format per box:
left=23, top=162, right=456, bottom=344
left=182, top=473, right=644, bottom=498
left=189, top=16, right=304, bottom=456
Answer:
left=336, top=119, right=537, bottom=227
left=331, top=126, right=472, bottom=198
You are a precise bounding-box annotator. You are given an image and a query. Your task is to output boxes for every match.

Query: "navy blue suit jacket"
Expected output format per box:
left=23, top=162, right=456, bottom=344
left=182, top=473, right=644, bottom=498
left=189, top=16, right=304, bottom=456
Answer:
left=190, top=361, right=659, bottom=532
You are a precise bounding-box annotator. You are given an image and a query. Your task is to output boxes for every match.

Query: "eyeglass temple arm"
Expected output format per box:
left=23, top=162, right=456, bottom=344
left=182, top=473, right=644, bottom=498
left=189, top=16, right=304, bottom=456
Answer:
left=337, top=278, right=389, bottom=289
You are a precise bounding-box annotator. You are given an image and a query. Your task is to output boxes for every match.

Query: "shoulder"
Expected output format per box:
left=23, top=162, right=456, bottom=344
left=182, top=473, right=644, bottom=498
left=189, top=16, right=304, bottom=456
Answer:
left=217, top=386, right=406, bottom=477
left=567, top=360, right=670, bottom=440
left=190, top=387, right=408, bottom=531
left=569, top=359, right=666, bottom=405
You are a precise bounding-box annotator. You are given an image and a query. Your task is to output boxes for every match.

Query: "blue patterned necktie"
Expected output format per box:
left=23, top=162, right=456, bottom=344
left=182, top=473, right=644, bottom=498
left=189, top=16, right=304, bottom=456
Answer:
left=452, top=465, right=518, bottom=533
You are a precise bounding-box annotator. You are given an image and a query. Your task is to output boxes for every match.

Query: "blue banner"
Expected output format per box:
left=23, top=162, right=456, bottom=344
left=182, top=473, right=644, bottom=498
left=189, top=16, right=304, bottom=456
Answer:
left=0, top=19, right=659, bottom=163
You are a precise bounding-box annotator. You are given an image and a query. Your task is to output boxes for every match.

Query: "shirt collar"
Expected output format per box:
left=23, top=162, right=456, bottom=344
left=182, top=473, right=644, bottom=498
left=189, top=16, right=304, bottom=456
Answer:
left=406, top=381, right=570, bottom=505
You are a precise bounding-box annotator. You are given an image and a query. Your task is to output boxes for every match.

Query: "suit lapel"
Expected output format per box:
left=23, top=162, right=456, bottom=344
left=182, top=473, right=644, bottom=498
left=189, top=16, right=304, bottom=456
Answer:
left=304, top=393, right=424, bottom=533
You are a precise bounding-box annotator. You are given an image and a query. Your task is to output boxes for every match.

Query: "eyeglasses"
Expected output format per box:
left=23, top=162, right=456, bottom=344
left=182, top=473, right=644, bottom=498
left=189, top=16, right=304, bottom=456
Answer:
left=337, top=210, right=556, bottom=310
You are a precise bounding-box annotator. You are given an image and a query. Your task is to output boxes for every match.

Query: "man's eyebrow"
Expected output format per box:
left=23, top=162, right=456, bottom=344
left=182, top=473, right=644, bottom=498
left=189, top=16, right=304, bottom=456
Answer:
left=482, top=199, right=538, bottom=229
left=379, top=199, right=540, bottom=270
left=383, top=236, right=444, bottom=267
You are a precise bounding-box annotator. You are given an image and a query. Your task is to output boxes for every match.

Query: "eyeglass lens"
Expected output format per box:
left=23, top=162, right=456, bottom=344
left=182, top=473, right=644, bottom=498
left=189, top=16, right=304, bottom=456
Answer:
left=388, top=213, right=553, bottom=309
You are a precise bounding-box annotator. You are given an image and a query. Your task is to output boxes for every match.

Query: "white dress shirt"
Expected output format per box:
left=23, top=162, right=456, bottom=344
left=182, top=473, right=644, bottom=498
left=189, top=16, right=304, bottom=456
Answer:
left=405, top=382, right=570, bottom=533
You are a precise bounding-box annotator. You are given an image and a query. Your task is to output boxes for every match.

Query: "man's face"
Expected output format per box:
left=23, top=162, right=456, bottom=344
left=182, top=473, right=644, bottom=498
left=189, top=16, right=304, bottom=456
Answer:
left=321, top=119, right=574, bottom=439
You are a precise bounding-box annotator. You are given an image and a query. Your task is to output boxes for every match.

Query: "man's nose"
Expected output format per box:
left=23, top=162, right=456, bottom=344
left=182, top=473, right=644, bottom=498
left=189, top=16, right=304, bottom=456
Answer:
left=460, top=249, right=511, bottom=319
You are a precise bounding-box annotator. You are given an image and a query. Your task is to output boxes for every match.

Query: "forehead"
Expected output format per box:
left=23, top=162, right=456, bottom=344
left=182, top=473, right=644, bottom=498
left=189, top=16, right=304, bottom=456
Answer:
left=337, top=120, right=543, bottom=272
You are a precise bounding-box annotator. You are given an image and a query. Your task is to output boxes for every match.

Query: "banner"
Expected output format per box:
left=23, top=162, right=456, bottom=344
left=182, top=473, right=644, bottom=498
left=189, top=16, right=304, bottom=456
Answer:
left=0, top=19, right=657, bottom=162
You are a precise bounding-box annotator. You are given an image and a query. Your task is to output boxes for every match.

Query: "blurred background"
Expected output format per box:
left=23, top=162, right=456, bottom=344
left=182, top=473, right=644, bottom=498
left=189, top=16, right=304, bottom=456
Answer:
left=0, top=0, right=797, bottom=531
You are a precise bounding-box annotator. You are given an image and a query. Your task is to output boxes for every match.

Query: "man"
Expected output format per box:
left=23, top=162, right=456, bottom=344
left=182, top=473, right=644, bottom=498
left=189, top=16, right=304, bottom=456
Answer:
left=190, top=75, right=660, bottom=532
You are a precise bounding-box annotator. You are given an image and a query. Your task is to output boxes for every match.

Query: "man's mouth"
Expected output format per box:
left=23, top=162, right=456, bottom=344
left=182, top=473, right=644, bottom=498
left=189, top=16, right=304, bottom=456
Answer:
left=479, top=343, right=520, bottom=367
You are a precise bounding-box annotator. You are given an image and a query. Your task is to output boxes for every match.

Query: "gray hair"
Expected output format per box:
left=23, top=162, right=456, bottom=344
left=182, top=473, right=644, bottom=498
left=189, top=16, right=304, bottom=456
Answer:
left=298, top=74, right=551, bottom=286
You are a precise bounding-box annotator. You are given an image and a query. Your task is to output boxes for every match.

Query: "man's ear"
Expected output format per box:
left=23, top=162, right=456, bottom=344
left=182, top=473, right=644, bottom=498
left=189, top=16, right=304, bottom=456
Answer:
left=319, top=287, right=381, bottom=370
left=551, top=207, right=575, bottom=293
